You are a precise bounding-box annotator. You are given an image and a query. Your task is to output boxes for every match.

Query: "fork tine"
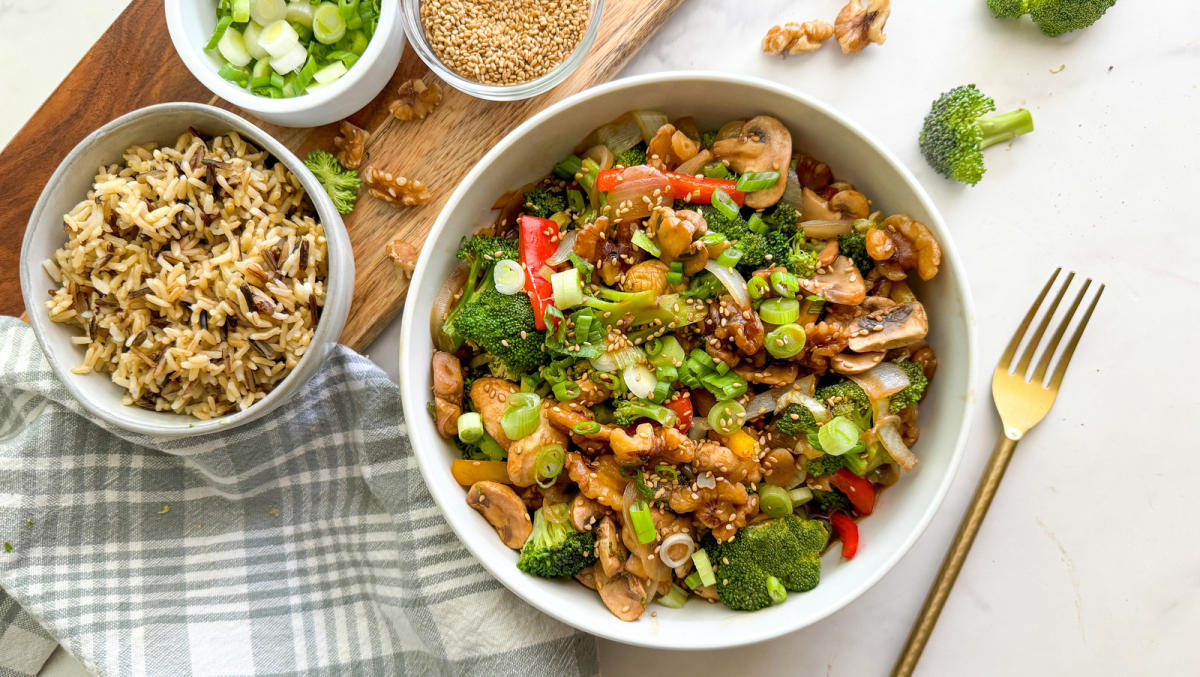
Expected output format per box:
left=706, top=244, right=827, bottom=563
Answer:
left=998, top=268, right=1060, bottom=369
left=1048, top=283, right=1103, bottom=390
left=1014, top=271, right=1075, bottom=376
left=1032, top=279, right=1091, bottom=384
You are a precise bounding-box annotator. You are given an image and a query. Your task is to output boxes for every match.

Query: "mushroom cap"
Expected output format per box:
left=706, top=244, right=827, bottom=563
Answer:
left=596, top=570, right=648, bottom=622
left=466, top=480, right=533, bottom=549
left=594, top=516, right=627, bottom=578
left=830, top=350, right=886, bottom=375
left=801, top=255, right=867, bottom=306
left=712, top=115, right=793, bottom=209
left=569, top=494, right=606, bottom=532
left=847, top=301, right=930, bottom=353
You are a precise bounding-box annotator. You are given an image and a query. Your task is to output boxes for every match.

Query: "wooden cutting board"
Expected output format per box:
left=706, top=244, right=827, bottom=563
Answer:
left=0, top=0, right=686, bottom=350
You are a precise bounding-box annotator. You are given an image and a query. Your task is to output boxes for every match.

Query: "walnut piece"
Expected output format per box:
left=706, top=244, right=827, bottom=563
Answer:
left=362, top=167, right=431, bottom=207
left=386, top=237, right=420, bottom=279
left=835, top=0, right=890, bottom=53
left=762, top=20, right=833, bottom=56
left=389, top=79, right=443, bottom=122
left=333, top=121, right=370, bottom=169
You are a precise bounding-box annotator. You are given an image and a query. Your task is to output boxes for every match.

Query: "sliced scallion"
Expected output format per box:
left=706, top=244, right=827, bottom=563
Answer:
left=500, top=403, right=540, bottom=441
left=312, top=2, right=347, bottom=44
left=217, top=27, right=252, bottom=67
left=707, top=399, right=746, bottom=435
left=692, top=550, right=716, bottom=587
left=269, top=41, right=308, bottom=73
left=571, top=421, right=602, bottom=435
left=747, top=275, right=769, bottom=300
left=631, top=229, right=661, bottom=257
left=711, top=189, right=740, bottom=220
left=770, top=270, right=799, bottom=298
left=765, top=323, right=806, bottom=359
left=758, top=297, right=800, bottom=325
left=551, top=380, right=581, bottom=401
left=715, top=246, right=743, bottom=268
left=736, top=171, right=781, bottom=192
left=758, top=485, right=793, bottom=518
left=656, top=584, right=690, bottom=609
left=284, top=0, right=315, bottom=26
left=258, top=19, right=299, bottom=58
left=250, top=0, right=288, bottom=25
left=550, top=268, right=582, bottom=308
left=312, top=59, right=347, bottom=85
left=456, top=412, right=484, bottom=444
left=818, top=416, right=861, bottom=456
left=629, top=500, right=656, bottom=544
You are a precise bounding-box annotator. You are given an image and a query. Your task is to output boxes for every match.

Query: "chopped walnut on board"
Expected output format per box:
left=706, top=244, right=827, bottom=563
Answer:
left=362, top=167, right=431, bottom=207
left=834, top=0, right=890, bottom=53
left=333, top=121, right=369, bottom=169
left=762, top=20, right=834, bottom=56
left=389, top=79, right=443, bottom=122
left=386, top=237, right=420, bottom=279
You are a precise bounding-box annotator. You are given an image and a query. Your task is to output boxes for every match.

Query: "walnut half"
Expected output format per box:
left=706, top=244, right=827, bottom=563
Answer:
left=333, top=121, right=370, bottom=170
left=762, top=20, right=834, bottom=57
left=386, top=237, right=420, bottom=279
left=835, top=0, right=890, bottom=54
left=389, top=79, right=443, bottom=122
left=362, top=167, right=431, bottom=208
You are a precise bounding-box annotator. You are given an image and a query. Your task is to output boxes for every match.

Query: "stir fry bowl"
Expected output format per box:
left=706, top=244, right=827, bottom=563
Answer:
left=398, top=72, right=976, bottom=649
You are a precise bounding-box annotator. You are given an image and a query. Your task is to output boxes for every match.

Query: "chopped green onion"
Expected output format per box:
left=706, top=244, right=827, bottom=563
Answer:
left=758, top=485, right=793, bottom=518
left=647, top=336, right=685, bottom=368
left=501, top=404, right=540, bottom=441
left=715, top=246, right=743, bottom=268
left=631, top=229, right=661, bottom=257
left=736, top=171, right=781, bottom=193
left=707, top=400, right=746, bottom=435
left=818, top=416, right=861, bottom=456
left=507, top=392, right=540, bottom=410
left=747, top=213, right=768, bottom=235
left=553, top=154, right=583, bottom=181
left=491, top=259, right=524, bottom=295
left=765, top=323, right=806, bottom=359
left=312, top=60, right=348, bottom=85
left=629, top=500, right=656, bottom=544
left=567, top=188, right=585, bottom=213
left=456, top=412, right=484, bottom=444
left=534, top=444, right=565, bottom=483
left=765, top=575, right=787, bottom=605
left=205, top=15, right=235, bottom=50
left=217, top=62, right=251, bottom=86
left=477, top=433, right=506, bottom=461
left=550, top=268, right=582, bottom=308
left=243, top=21, right=269, bottom=59
left=759, top=297, right=800, bottom=325
left=232, top=0, right=252, bottom=22
left=248, top=58, right=273, bottom=87
left=649, top=379, right=672, bottom=403
left=788, top=487, right=814, bottom=506
left=657, top=584, right=690, bottom=609
left=702, top=162, right=732, bottom=179
left=541, top=364, right=568, bottom=385
left=572, top=421, right=602, bottom=435
left=699, top=231, right=727, bottom=247
left=692, top=550, right=716, bottom=587
left=684, top=571, right=702, bottom=589
left=769, top=270, right=799, bottom=298
left=666, top=270, right=683, bottom=286
left=655, top=365, right=678, bottom=386
left=258, top=18, right=299, bottom=58
left=250, top=0, right=288, bottom=24
left=701, top=372, right=748, bottom=400
left=711, top=189, right=740, bottom=220
left=688, top=349, right=716, bottom=372
left=747, top=275, right=769, bottom=300
left=714, top=359, right=730, bottom=375
left=285, top=0, right=314, bottom=26
left=312, top=2, right=346, bottom=44
left=552, top=380, right=581, bottom=401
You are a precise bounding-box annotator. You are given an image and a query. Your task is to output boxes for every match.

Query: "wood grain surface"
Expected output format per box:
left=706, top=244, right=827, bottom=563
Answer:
left=0, top=0, right=686, bottom=351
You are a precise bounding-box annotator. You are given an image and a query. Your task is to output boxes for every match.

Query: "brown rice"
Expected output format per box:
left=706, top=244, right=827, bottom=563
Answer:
left=44, top=130, right=327, bottom=419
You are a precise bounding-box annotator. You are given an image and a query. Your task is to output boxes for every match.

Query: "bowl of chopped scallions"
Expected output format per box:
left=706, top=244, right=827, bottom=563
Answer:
left=166, top=0, right=405, bottom=127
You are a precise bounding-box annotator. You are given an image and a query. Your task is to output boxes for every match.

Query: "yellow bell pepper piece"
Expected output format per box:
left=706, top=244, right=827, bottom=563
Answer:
left=721, top=428, right=761, bottom=459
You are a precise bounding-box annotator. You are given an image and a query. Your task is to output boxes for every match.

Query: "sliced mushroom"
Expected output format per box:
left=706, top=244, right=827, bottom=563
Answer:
left=831, top=350, right=886, bottom=375
left=431, top=352, right=464, bottom=438
left=802, top=187, right=841, bottom=222
left=466, top=481, right=533, bottom=549
left=829, top=190, right=870, bottom=219
left=595, top=516, right=627, bottom=577
left=847, top=301, right=929, bottom=353
left=576, top=565, right=599, bottom=591
left=800, top=255, right=866, bottom=306
left=470, top=377, right=519, bottom=449
left=595, top=569, right=648, bottom=622
left=712, top=115, right=793, bottom=209
left=570, top=494, right=606, bottom=532
left=733, top=361, right=799, bottom=386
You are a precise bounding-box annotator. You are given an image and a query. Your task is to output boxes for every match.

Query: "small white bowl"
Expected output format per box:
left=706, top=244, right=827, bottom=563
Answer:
left=19, top=103, right=354, bottom=439
left=164, top=0, right=405, bottom=128
left=399, top=72, right=977, bottom=648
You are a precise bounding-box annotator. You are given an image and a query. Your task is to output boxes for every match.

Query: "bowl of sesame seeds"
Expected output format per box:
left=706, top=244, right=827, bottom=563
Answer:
left=400, top=0, right=603, bottom=100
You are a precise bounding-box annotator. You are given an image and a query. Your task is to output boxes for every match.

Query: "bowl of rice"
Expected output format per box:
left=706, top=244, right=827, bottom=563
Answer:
left=19, top=102, right=353, bottom=438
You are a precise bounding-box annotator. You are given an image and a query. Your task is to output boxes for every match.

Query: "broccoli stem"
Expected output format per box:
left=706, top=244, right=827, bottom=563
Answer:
left=977, top=108, right=1035, bottom=150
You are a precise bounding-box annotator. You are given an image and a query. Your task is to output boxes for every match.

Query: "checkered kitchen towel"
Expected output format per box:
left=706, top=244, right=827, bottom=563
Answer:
left=0, top=317, right=597, bottom=676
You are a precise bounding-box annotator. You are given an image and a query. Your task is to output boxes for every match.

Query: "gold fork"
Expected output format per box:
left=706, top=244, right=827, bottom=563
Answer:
left=892, top=268, right=1104, bottom=677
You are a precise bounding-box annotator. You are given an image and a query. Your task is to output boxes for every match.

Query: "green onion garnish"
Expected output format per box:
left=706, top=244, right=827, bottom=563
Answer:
left=649, top=379, right=672, bottom=403
left=456, top=412, right=484, bottom=444
left=206, top=15, right=234, bottom=50
left=699, top=231, right=727, bottom=247
left=818, top=416, right=861, bottom=456
left=736, top=170, right=781, bottom=193
left=769, top=270, right=799, bottom=298
left=550, top=268, right=583, bottom=309
left=507, top=392, right=541, bottom=410
left=758, top=297, right=800, bottom=325
left=692, top=550, right=716, bottom=587
left=702, top=162, right=732, bottom=179
left=684, top=571, right=702, bottom=589
left=500, top=402, right=540, bottom=440
left=631, top=229, right=661, bottom=257
left=571, top=421, right=602, bottom=435
left=666, top=270, right=683, bottom=286
left=711, top=189, right=740, bottom=220
left=629, top=500, right=656, bottom=544
left=534, top=444, right=566, bottom=486
left=554, top=154, right=584, bottom=181
left=687, top=349, right=716, bottom=372
left=765, top=323, right=806, bottom=359
left=765, top=575, right=787, bottom=605
left=715, top=246, right=743, bottom=268
left=656, top=584, right=690, bottom=609
left=655, top=365, right=678, bottom=386
left=747, top=213, right=768, bottom=234
left=707, top=399, right=746, bottom=435
left=788, top=487, right=814, bottom=506
left=648, top=336, right=685, bottom=368
left=747, top=275, right=769, bottom=300
left=313, top=2, right=347, bottom=44
left=218, top=62, right=251, bottom=86
left=758, top=485, right=793, bottom=518
left=551, top=380, right=581, bottom=401
left=567, top=188, right=585, bottom=213
left=700, top=372, right=748, bottom=400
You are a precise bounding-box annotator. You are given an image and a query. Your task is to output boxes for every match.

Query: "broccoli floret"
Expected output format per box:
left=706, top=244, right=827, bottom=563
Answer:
left=449, top=287, right=549, bottom=376
left=522, top=189, right=567, bottom=218
left=697, top=205, right=771, bottom=272
left=837, top=232, right=874, bottom=275
left=612, top=399, right=678, bottom=427
left=774, top=403, right=820, bottom=437
left=304, top=150, right=360, bottom=214
left=704, top=515, right=829, bottom=611
left=583, top=288, right=658, bottom=323
left=889, top=359, right=929, bottom=411
left=700, top=130, right=718, bottom=149
left=443, top=235, right=521, bottom=348
left=919, top=84, right=1034, bottom=186
left=986, top=0, right=1117, bottom=36
left=615, top=143, right=647, bottom=167
left=517, top=503, right=597, bottom=578
left=806, top=453, right=847, bottom=478
left=680, top=272, right=725, bottom=300
left=785, top=236, right=820, bottom=278
left=760, top=203, right=800, bottom=233
left=815, top=380, right=873, bottom=431
left=811, top=489, right=853, bottom=515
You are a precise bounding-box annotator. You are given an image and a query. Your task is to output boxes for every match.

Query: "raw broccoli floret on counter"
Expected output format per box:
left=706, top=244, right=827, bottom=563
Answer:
left=774, top=403, right=820, bottom=437
left=986, top=0, right=1117, bottom=36
left=815, top=380, right=873, bottom=431
left=612, top=399, right=678, bottom=427
left=615, top=143, right=647, bottom=167
left=702, top=515, right=829, bottom=611
left=918, top=84, right=1034, bottom=186
left=806, top=453, right=847, bottom=478
left=889, top=359, right=929, bottom=411
left=448, top=287, right=549, bottom=376
left=517, top=503, right=597, bottom=578
left=304, top=150, right=360, bottom=214
left=522, top=189, right=567, bottom=219
left=837, top=232, right=874, bottom=275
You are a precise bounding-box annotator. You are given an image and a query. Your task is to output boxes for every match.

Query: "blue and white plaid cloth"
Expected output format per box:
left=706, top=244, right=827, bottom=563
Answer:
left=0, top=317, right=597, bottom=676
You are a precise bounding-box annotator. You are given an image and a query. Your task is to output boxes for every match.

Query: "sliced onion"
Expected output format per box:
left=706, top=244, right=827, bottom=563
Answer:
left=493, top=260, right=524, bottom=295
left=672, top=149, right=711, bottom=177
left=695, top=471, right=716, bottom=489
left=658, top=533, right=696, bottom=568
left=632, top=110, right=670, bottom=144
left=623, top=364, right=657, bottom=399
left=430, top=262, right=468, bottom=352
left=849, top=362, right=910, bottom=402
left=595, top=114, right=643, bottom=156
left=546, top=229, right=578, bottom=266
left=800, top=220, right=854, bottom=239
left=584, top=144, right=615, bottom=171
left=744, top=390, right=781, bottom=420
left=590, top=352, right=617, bottom=373
left=877, top=422, right=919, bottom=471
left=782, top=392, right=831, bottom=425
left=703, top=260, right=750, bottom=308
left=781, top=167, right=804, bottom=209
left=607, top=165, right=673, bottom=222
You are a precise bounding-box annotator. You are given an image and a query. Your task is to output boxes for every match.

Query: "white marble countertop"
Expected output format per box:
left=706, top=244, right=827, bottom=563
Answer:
left=5, top=0, right=1199, bottom=674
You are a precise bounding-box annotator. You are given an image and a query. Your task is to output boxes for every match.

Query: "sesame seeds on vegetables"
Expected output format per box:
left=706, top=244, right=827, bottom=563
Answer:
left=421, top=0, right=590, bottom=85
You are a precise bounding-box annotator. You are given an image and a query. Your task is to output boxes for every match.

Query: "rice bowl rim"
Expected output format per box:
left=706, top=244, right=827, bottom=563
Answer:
left=19, top=102, right=353, bottom=440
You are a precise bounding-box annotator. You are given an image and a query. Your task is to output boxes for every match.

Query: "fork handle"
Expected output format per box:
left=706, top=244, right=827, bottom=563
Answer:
left=891, top=434, right=1019, bottom=677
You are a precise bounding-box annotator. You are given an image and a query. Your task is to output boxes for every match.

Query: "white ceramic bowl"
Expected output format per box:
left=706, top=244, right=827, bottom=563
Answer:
left=165, top=0, right=405, bottom=127
left=398, top=72, right=977, bottom=648
left=20, top=103, right=354, bottom=439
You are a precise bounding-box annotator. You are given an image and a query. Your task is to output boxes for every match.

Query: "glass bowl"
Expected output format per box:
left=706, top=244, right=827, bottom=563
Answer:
left=399, top=0, right=605, bottom=101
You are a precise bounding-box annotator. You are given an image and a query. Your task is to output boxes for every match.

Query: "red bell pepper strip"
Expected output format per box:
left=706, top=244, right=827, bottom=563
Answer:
left=665, top=390, right=694, bottom=433
left=518, top=214, right=559, bottom=331
left=830, top=468, right=876, bottom=516
left=594, top=168, right=745, bottom=206
left=830, top=512, right=859, bottom=559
